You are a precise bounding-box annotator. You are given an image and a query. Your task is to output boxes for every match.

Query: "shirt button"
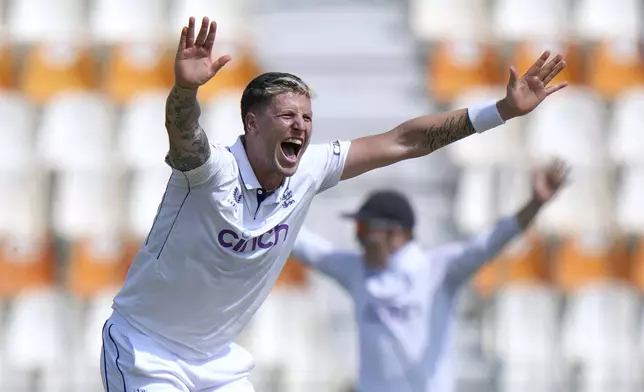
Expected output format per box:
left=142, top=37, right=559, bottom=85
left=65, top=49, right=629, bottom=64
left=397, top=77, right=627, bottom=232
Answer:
left=257, top=189, right=264, bottom=194
left=242, top=231, right=251, bottom=239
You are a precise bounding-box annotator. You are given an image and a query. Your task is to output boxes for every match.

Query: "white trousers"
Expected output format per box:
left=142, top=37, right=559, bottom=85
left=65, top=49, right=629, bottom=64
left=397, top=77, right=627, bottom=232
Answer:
left=100, top=311, right=255, bottom=392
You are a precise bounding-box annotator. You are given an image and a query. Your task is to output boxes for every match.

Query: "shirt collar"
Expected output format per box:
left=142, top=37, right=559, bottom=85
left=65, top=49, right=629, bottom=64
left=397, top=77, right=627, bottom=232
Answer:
left=365, top=240, right=424, bottom=274
left=229, top=137, right=261, bottom=190
left=389, top=240, right=424, bottom=269
left=229, top=136, right=290, bottom=201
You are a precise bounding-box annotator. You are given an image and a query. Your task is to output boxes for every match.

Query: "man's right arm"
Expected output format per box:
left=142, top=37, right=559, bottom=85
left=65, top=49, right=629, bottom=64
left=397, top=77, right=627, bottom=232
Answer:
left=165, top=85, right=211, bottom=172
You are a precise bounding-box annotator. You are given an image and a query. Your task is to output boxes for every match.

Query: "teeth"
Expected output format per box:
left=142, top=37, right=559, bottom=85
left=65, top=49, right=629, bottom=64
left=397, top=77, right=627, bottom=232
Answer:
left=285, top=138, right=303, bottom=145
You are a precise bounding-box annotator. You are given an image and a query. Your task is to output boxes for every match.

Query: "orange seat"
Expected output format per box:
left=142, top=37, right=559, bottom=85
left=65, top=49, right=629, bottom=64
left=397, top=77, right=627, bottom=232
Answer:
left=474, top=262, right=498, bottom=298
left=511, top=41, right=583, bottom=85
left=428, top=41, right=501, bottom=104
left=198, top=50, right=261, bottom=102
left=66, top=239, right=126, bottom=299
left=474, top=232, right=548, bottom=296
left=0, top=238, right=55, bottom=298
left=21, top=44, right=97, bottom=104
left=0, top=47, right=15, bottom=89
left=587, top=40, right=644, bottom=100
left=114, top=238, right=144, bottom=283
left=628, top=237, right=644, bottom=291
left=274, top=255, right=308, bottom=289
left=553, top=235, right=630, bottom=293
left=103, top=44, right=173, bottom=104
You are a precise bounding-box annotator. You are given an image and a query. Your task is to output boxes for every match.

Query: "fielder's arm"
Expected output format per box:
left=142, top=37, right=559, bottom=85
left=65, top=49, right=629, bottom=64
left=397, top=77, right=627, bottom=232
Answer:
left=165, top=85, right=211, bottom=171
left=442, top=160, right=567, bottom=286
left=292, top=226, right=362, bottom=291
left=440, top=215, right=522, bottom=288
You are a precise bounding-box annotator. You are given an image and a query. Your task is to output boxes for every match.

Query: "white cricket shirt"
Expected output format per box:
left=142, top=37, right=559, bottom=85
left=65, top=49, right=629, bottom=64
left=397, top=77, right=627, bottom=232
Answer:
left=293, top=218, right=520, bottom=392
left=112, top=137, right=351, bottom=360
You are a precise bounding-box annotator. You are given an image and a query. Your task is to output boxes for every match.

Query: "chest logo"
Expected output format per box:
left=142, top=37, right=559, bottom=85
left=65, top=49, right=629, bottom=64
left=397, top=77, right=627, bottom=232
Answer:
left=226, top=186, right=243, bottom=211
left=281, top=188, right=295, bottom=209
left=217, top=223, right=289, bottom=253
left=233, top=187, right=242, bottom=203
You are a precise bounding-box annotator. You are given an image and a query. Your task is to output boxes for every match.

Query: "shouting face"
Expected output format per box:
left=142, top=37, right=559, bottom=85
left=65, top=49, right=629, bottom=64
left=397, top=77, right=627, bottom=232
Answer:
left=240, top=72, right=314, bottom=190
left=244, top=91, right=312, bottom=187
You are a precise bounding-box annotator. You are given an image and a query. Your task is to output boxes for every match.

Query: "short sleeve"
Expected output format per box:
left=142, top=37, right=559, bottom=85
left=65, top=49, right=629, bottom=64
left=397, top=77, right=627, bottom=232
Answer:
left=302, top=140, right=351, bottom=193
left=167, top=144, right=231, bottom=187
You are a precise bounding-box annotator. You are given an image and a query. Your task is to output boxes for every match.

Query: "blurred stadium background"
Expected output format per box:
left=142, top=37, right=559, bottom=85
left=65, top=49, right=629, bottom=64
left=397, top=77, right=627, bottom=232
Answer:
left=0, top=0, right=643, bottom=391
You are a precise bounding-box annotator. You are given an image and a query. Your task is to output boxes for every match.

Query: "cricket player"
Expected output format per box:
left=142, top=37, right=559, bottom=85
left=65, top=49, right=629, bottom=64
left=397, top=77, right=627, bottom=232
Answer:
left=100, top=16, right=567, bottom=392
left=292, top=160, right=568, bottom=392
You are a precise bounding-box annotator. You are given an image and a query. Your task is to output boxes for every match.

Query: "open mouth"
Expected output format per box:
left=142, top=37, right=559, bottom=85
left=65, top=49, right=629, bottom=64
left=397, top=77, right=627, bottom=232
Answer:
left=280, top=137, right=304, bottom=162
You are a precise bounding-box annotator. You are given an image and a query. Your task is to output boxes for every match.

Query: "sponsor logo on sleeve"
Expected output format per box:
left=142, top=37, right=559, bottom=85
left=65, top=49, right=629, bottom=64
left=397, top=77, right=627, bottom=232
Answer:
left=332, top=140, right=341, bottom=156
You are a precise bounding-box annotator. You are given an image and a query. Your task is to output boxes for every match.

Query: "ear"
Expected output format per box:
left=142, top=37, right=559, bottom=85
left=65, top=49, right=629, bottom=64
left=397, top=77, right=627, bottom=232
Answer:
left=245, top=112, right=258, bottom=135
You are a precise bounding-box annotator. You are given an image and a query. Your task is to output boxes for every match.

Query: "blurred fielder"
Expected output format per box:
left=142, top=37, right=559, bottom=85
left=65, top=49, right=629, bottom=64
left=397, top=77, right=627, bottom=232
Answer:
left=101, top=16, right=567, bottom=392
left=292, top=160, right=568, bottom=392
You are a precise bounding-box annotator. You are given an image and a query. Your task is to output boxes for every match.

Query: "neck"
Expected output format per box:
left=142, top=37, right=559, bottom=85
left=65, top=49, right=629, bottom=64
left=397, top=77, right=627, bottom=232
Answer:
left=257, top=171, right=283, bottom=192
left=365, top=239, right=410, bottom=270
left=389, top=239, right=408, bottom=254
left=242, top=137, right=284, bottom=191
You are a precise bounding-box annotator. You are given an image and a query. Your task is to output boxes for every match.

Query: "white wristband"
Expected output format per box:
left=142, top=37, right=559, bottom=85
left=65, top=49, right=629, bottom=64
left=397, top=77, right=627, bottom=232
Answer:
left=468, top=101, right=506, bottom=134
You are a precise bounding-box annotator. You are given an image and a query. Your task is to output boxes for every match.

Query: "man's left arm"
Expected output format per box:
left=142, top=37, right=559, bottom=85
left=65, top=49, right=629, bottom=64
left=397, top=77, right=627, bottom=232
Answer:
left=442, top=160, right=569, bottom=287
left=440, top=199, right=539, bottom=287
left=340, top=51, right=567, bottom=181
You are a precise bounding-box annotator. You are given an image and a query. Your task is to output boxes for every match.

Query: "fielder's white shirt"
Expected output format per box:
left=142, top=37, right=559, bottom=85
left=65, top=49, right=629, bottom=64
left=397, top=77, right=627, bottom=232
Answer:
left=112, top=136, right=351, bottom=360
left=293, top=218, right=521, bottom=392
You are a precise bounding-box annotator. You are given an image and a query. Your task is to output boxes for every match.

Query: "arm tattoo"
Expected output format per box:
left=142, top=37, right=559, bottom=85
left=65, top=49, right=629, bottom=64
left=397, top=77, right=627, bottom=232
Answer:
left=165, top=85, right=211, bottom=171
left=419, top=111, right=476, bottom=152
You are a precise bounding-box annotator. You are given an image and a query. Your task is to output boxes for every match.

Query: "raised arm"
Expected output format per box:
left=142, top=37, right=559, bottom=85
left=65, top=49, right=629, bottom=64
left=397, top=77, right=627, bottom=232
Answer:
left=341, top=51, right=567, bottom=180
left=292, top=226, right=363, bottom=291
left=166, top=16, right=231, bottom=171
left=442, top=159, right=569, bottom=286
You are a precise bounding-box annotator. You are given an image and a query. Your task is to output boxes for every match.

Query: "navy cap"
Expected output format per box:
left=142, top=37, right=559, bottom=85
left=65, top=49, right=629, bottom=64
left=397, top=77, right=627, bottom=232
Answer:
left=342, top=190, right=415, bottom=230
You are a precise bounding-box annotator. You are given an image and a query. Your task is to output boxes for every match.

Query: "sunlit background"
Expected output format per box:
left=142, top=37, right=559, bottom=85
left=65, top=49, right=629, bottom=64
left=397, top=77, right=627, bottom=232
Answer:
left=0, top=0, right=643, bottom=391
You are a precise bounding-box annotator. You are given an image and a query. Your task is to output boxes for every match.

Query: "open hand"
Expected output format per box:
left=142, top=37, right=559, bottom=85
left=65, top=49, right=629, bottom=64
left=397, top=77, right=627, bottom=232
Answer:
left=498, top=51, right=568, bottom=120
left=174, top=16, right=232, bottom=90
left=532, top=158, right=569, bottom=203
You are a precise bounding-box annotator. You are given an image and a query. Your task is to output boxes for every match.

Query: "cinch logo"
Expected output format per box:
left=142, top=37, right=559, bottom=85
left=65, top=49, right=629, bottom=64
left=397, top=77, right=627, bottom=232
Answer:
left=217, top=224, right=289, bottom=252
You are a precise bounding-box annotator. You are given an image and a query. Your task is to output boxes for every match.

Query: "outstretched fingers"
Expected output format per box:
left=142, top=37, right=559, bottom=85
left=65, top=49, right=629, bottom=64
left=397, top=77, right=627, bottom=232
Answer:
left=211, top=55, right=232, bottom=74
left=545, top=81, right=568, bottom=96
left=195, top=16, right=210, bottom=48
left=185, top=17, right=196, bottom=49
left=548, top=158, right=570, bottom=187
left=203, top=21, right=217, bottom=53
left=538, top=54, right=563, bottom=83
left=525, top=50, right=551, bottom=77
left=177, top=27, right=188, bottom=52
left=507, top=66, right=519, bottom=88
left=542, top=59, right=566, bottom=86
